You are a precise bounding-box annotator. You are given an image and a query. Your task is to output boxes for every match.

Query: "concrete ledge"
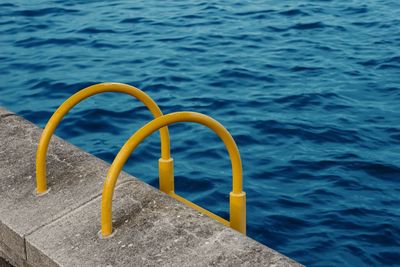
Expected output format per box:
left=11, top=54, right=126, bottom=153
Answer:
left=0, top=107, right=302, bottom=266
left=0, top=108, right=131, bottom=261
left=1, top=241, right=25, bottom=267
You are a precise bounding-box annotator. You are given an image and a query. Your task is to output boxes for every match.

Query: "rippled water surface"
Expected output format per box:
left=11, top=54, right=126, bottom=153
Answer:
left=1, top=1, right=400, bottom=266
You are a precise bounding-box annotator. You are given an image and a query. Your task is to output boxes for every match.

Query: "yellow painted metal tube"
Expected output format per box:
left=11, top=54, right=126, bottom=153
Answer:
left=35, top=82, right=172, bottom=194
left=101, top=111, right=246, bottom=236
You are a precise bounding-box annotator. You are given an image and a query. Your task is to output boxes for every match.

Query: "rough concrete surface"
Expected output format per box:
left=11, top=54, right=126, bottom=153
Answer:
left=1, top=240, right=28, bottom=267
left=0, top=109, right=131, bottom=260
left=0, top=107, right=303, bottom=266
left=0, top=257, right=14, bottom=267
left=1, top=242, right=23, bottom=267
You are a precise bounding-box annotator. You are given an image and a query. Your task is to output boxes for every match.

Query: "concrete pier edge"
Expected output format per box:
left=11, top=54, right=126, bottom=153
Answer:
left=0, top=107, right=302, bottom=266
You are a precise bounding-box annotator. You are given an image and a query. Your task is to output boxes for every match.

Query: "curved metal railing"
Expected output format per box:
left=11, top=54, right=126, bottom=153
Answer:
left=35, top=85, right=246, bottom=236
left=100, top=111, right=246, bottom=236
left=35, top=82, right=173, bottom=194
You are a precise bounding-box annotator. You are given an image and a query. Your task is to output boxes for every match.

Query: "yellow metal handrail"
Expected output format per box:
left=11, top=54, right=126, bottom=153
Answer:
left=101, top=111, right=246, bottom=236
left=35, top=82, right=173, bottom=194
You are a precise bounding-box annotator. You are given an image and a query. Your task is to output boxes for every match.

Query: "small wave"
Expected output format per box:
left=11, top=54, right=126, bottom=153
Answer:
left=156, top=36, right=189, bottom=42
left=77, top=27, right=117, bottom=34
left=89, top=40, right=119, bottom=49
left=174, top=175, right=214, bottom=193
left=352, top=21, right=380, bottom=27
left=275, top=197, right=312, bottom=208
left=290, top=66, right=325, bottom=72
left=13, top=7, right=79, bottom=17
left=292, top=22, right=325, bottom=30
left=0, top=3, right=15, bottom=7
left=278, top=9, right=309, bottom=17
left=342, top=6, right=369, bottom=15
left=119, top=17, right=152, bottom=24
left=273, top=92, right=344, bottom=110
left=234, top=9, right=275, bottom=17
left=254, top=119, right=364, bottom=144
left=15, top=37, right=86, bottom=48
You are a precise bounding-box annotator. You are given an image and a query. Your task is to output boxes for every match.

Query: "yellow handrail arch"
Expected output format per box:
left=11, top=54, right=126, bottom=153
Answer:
left=35, top=82, right=173, bottom=194
left=101, top=111, right=246, bottom=236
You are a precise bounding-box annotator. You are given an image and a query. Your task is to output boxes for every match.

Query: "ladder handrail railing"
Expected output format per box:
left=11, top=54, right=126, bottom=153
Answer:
left=101, top=111, right=246, bottom=236
left=35, top=82, right=173, bottom=194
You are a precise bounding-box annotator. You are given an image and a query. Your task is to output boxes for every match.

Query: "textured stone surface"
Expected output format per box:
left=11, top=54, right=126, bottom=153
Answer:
left=27, top=180, right=301, bottom=267
left=0, top=107, right=302, bottom=267
left=0, top=259, right=13, bottom=267
left=0, top=112, right=130, bottom=261
left=1, top=241, right=21, bottom=267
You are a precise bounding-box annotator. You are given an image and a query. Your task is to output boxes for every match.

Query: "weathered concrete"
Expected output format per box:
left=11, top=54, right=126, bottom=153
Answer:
left=1, top=244, right=19, bottom=267
left=0, top=256, right=14, bottom=267
left=0, top=107, right=303, bottom=266
left=0, top=109, right=131, bottom=262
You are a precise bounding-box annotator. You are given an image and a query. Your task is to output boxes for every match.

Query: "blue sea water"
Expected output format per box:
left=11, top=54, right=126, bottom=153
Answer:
left=1, top=1, right=400, bottom=266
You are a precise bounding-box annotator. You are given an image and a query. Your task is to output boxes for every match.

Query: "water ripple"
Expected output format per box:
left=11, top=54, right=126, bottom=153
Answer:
left=1, top=1, right=400, bottom=266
